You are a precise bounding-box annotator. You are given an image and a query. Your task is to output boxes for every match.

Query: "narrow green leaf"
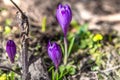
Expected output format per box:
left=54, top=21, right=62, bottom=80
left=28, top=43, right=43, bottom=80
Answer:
left=48, top=66, right=54, bottom=72
left=41, top=16, right=46, bottom=32
left=52, top=69, right=54, bottom=80
left=62, top=71, right=69, bottom=77
left=56, top=72, right=58, bottom=80
left=60, top=44, right=65, bottom=55
left=68, top=37, right=75, bottom=56
left=59, top=72, right=63, bottom=79
left=10, top=72, right=15, bottom=80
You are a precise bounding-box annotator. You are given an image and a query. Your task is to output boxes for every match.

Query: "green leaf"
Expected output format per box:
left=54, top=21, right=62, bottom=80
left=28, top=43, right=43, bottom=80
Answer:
left=35, top=43, right=41, bottom=50
left=59, top=65, right=65, bottom=74
left=0, top=8, right=7, bottom=12
left=71, top=20, right=80, bottom=29
left=56, top=72, right=58, bottom=80
left=91, top=65, right=99, bottom=71
left=62, top=71, right=69, bottom=77
left=48, top=66, right=54, bottom=72
left=9, top=72, right=15, bottom=80
left=5, top=19, right=12, bottom=26
left=66, top=64, right=76, bottom=75
left=69, top=67, right=76, bottom=75
left=80, top=40, right=87, bottom=49
left=4, top=26, right=11, bottom=35
left=59, top=65, right=65, bottom=78
left=52, top=69, right=55, bottom=80
left=68, top=37, right=75, bottom=56
left=0, top=70, right=3, bottom=75
left=41, top=16, right=46, bottom=32
left=79, top=23, right=88, bottom=34
left=60, top=44, right=64, bottom=55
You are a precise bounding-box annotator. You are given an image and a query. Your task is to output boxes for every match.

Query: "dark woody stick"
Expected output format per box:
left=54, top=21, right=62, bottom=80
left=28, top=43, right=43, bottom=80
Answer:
left=10, top=0, right=29, bottom=80
left=0, top=66, right=21, bottom=75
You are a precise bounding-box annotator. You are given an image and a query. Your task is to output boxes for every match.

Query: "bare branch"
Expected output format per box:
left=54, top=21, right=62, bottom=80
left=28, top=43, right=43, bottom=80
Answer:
left=0, top=66, right=21, bottom=75
left=92, top=65, right=120, bottom=74
left=10, top=0, right=24, bottom=15
left=10, top=0, right=30, bottom=80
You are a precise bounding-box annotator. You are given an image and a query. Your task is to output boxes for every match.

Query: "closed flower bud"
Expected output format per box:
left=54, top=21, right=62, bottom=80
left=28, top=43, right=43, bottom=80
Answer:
left=56, top=4, right=72, bottom=37
left=47, top=41, right=62, bottom=69
left=6, top=40, right=16, bottom=63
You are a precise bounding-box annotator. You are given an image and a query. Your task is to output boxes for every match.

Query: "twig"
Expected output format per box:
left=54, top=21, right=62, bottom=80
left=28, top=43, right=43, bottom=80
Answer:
left=0, top=66, right=21, bottom=75
left=89, top=66, right=119, bottom=80
left=10, top=0, right=29, bottom=80
left=87, top=65, right=120, bottom=80
left=10, top=0, right=24, bottom=15
left=73, top=64, right=120, bottom=79
left=89, top=71, right=112, bottom=80
left=91, top=65, right=120, bottom=74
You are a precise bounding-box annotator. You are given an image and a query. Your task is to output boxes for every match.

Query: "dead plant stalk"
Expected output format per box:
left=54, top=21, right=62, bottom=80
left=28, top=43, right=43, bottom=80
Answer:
left=10, top=0, right=29, bottom=80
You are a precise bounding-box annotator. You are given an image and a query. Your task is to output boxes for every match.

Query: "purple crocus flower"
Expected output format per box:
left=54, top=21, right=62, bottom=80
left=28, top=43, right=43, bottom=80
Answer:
left=47, top=41, right=62, bottom=69
left=6, top=40, right=16, bottom=63
left=56, top=4, right=72, bottom=37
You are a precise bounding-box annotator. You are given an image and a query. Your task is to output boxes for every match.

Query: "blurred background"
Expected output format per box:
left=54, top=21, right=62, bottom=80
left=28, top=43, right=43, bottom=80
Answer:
left=1, top=0, right=120, bottom=80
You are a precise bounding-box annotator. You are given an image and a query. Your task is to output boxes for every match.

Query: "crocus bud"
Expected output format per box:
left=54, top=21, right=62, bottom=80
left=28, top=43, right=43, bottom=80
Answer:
left=56, top=4, right=72, bottom=37
left=6, top=40, right=16, bottom=63
left=47, top=41, right=62, bottom=69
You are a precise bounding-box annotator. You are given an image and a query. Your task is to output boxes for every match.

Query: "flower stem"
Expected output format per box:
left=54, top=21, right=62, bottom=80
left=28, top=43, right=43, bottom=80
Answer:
left=54, top=69, right=58, bottom=80
left=64, top=37, right=68, bottom=65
